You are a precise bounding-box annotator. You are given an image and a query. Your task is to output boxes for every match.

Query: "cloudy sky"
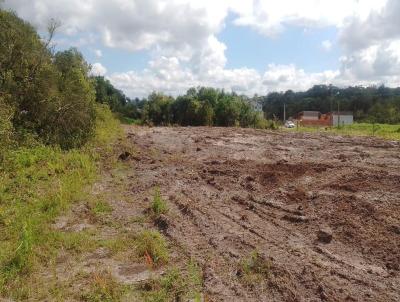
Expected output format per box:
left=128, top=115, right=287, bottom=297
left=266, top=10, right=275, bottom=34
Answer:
left=3, top=0, right=400, bottom=98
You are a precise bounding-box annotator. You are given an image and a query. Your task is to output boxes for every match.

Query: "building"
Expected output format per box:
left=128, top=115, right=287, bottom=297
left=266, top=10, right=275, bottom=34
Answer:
left=297, top=111, right=353, bottom=127
left=249, top=100, right=263, bottom=113
left=331, top=111, right=353, bottom=126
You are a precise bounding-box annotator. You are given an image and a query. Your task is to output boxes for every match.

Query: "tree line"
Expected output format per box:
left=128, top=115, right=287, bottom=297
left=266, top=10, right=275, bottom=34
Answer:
left=259, top=85, right=400, bottom=124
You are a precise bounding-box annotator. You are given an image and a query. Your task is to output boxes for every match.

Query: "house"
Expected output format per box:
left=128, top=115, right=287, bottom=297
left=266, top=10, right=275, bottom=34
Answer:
left=297, top=111, right=353, bottom=127
left=298, top=111, right=331, bottom=126
left=330, top=111, right=353, bottom=126
left=249, top=100, right=263, bottom=113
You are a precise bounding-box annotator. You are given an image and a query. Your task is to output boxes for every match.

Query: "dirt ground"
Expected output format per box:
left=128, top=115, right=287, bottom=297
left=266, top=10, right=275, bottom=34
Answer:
left=52, top=126, right=399, bottom=301
left=118, top=126, right=400, bottom=302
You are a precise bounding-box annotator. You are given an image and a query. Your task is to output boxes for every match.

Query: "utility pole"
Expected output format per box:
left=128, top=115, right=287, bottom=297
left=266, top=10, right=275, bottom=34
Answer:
left=337, top=100, right=340, bottom=128
left=283, top=103, right=286, bottom=122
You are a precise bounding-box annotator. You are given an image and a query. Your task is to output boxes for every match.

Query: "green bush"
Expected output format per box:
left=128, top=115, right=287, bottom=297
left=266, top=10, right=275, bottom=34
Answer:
left=0, top=10, right=96, bottom=149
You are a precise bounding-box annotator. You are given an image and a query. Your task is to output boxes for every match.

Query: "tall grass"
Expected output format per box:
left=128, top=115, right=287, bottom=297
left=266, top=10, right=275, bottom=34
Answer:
left=285, top=122, right=400, bottom=140
left=0, top=105, right=121, bottom=298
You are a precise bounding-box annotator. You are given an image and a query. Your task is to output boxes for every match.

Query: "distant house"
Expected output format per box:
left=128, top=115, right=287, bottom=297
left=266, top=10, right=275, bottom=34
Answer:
left=249, top=100, right=263, bottom=113
left=297, top=111, right=353, bottom=127
left=298, top=111, right=321, bottom=121
left=330, top=111, right=353, bottom=126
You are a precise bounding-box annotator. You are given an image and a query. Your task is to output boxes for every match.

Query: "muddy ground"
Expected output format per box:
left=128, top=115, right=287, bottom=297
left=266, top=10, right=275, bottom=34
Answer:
left=118, top=126, right=400, bottom=302
left=52, top=126, right=400, bottom=301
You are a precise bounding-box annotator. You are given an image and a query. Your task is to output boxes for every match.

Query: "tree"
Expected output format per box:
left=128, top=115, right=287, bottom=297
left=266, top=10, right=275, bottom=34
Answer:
left=0, top=9, right=97, bottom=149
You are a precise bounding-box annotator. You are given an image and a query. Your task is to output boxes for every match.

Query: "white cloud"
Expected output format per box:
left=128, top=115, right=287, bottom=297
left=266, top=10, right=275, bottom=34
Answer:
left=90, top=62, right=107, bottom=76
left=3, top=0, right=399, bottom=98
left=231, top=0, right=388, bottom=37
left=321, top=40, right=332, bottom=52
left=108, top=59, right=340, bottom=98
left=94, top=49, right=102, bottom=58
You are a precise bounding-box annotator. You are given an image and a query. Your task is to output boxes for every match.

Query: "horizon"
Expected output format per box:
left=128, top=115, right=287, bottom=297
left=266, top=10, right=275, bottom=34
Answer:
left=3, top=0, right=400, bottom=98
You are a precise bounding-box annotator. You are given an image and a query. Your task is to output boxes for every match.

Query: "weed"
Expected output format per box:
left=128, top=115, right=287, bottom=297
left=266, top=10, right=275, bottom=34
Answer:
left=81, top=271, right=127, bottom=302
left=92, top=200, right=113, bottom=216
left=239, top=250, right=271, bottom=287
left=151, top=188, right=168, bottom=217
left=135, top=230, right=169, bottom=265
left=140, top=261, right=203, bottom=302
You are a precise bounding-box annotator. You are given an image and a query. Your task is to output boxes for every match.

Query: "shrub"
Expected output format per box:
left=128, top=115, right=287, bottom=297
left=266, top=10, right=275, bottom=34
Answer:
left=0, top=10, right=96, bottom=149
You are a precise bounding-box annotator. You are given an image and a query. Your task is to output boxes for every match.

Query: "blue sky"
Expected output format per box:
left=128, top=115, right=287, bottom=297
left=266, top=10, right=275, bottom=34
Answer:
left=4, top=0, right=399, bottom=98
left=219, top=17, right=340, bottom=72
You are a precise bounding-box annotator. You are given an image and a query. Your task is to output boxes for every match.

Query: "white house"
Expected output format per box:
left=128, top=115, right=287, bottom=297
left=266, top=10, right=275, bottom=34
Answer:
left=249, top=100, right=263, bottom=113
left=331, top=111, right=353, bottom=126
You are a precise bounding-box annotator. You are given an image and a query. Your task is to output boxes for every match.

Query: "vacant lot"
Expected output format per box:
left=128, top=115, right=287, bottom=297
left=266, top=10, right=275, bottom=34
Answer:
left=33, top=126, right=399, bottom=301
left=123, top=126, right=400, bottom=301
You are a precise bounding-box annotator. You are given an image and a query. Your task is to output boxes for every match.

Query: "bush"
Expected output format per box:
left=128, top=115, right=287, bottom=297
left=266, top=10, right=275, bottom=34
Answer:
left=0, top=10, right=97, bottom=149
left=0, top=99, right=14, bottom=156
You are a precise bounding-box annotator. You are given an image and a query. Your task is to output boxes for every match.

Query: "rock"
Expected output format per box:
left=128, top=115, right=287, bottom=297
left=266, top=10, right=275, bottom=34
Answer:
left=317, top=227, right=333, bottom=243
left=245, top=175, right=255, bottom=182
left=388, top=225, right=400, bottom=235
left=118, top=151, right=131, bottom=161
left=154, top=214, right=169, bottom=231
left=282, top=214, right=309, bottom=223
left=196, top=147, right=202, bottom=151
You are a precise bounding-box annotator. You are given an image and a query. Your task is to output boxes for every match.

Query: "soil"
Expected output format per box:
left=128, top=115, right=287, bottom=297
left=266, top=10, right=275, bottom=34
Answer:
left=121, top=126, right=400, bottom=302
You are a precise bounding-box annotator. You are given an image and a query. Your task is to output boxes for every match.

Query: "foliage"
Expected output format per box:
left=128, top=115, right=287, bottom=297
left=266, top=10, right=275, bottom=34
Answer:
left=0, top=9, right=96, bottom=150
left=260, top=84, right=400, bottom=124
left=141, top=87, right=275, bottom=129
left=134, top=230, right=169, bottom=265
left=0, top=105, right=121, bottom=299
left=93, top=76, right=140, bottom=119
left=151, top=188, right=168, bottom=217
left=140, top=261, right=203, bottom=302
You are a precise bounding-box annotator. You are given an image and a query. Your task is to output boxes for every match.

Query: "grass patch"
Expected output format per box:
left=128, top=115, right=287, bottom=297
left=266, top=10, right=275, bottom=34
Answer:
left=81, top=271, right=128, bottom=302
left=238, top=250, right=271, bottom=287
left=150, top=188, right=168, bottom=217
left=285, top=122, right=400, bottom=140
left=140, top=261, right=202, bottom=302
left=118, top=116, right=143, bottom=125
left=0, top=105, right=122, bottom=299
left=135, top=230, right=169, bottom=266
left=91, top=200, right=113, bottom=216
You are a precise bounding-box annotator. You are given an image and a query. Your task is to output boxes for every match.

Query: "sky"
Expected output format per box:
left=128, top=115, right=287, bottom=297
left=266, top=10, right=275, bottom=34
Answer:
left=3, top=0, right=400, bottom=98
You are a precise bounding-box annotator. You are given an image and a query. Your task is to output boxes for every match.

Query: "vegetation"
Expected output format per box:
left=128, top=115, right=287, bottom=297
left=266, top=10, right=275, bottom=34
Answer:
left=93, top=76, right=141, bottom=121
left=0, top=106, right=121, bottom=298
left=238, top=251, right=271, bottom=287
left=82, top=271, right=128, bottom=302
left=151, top=188, right=168, bottom=217
left=141, top=88, right=273, bottom=129
left=287, top=122, right=400, bottom=140
left=139, top=262, right=203, bottom=302
left=135, top=230, right=169, bottom=266
left=260, top=84, right=400, bottom=124
left=0, top=10, right=98, bottom=149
